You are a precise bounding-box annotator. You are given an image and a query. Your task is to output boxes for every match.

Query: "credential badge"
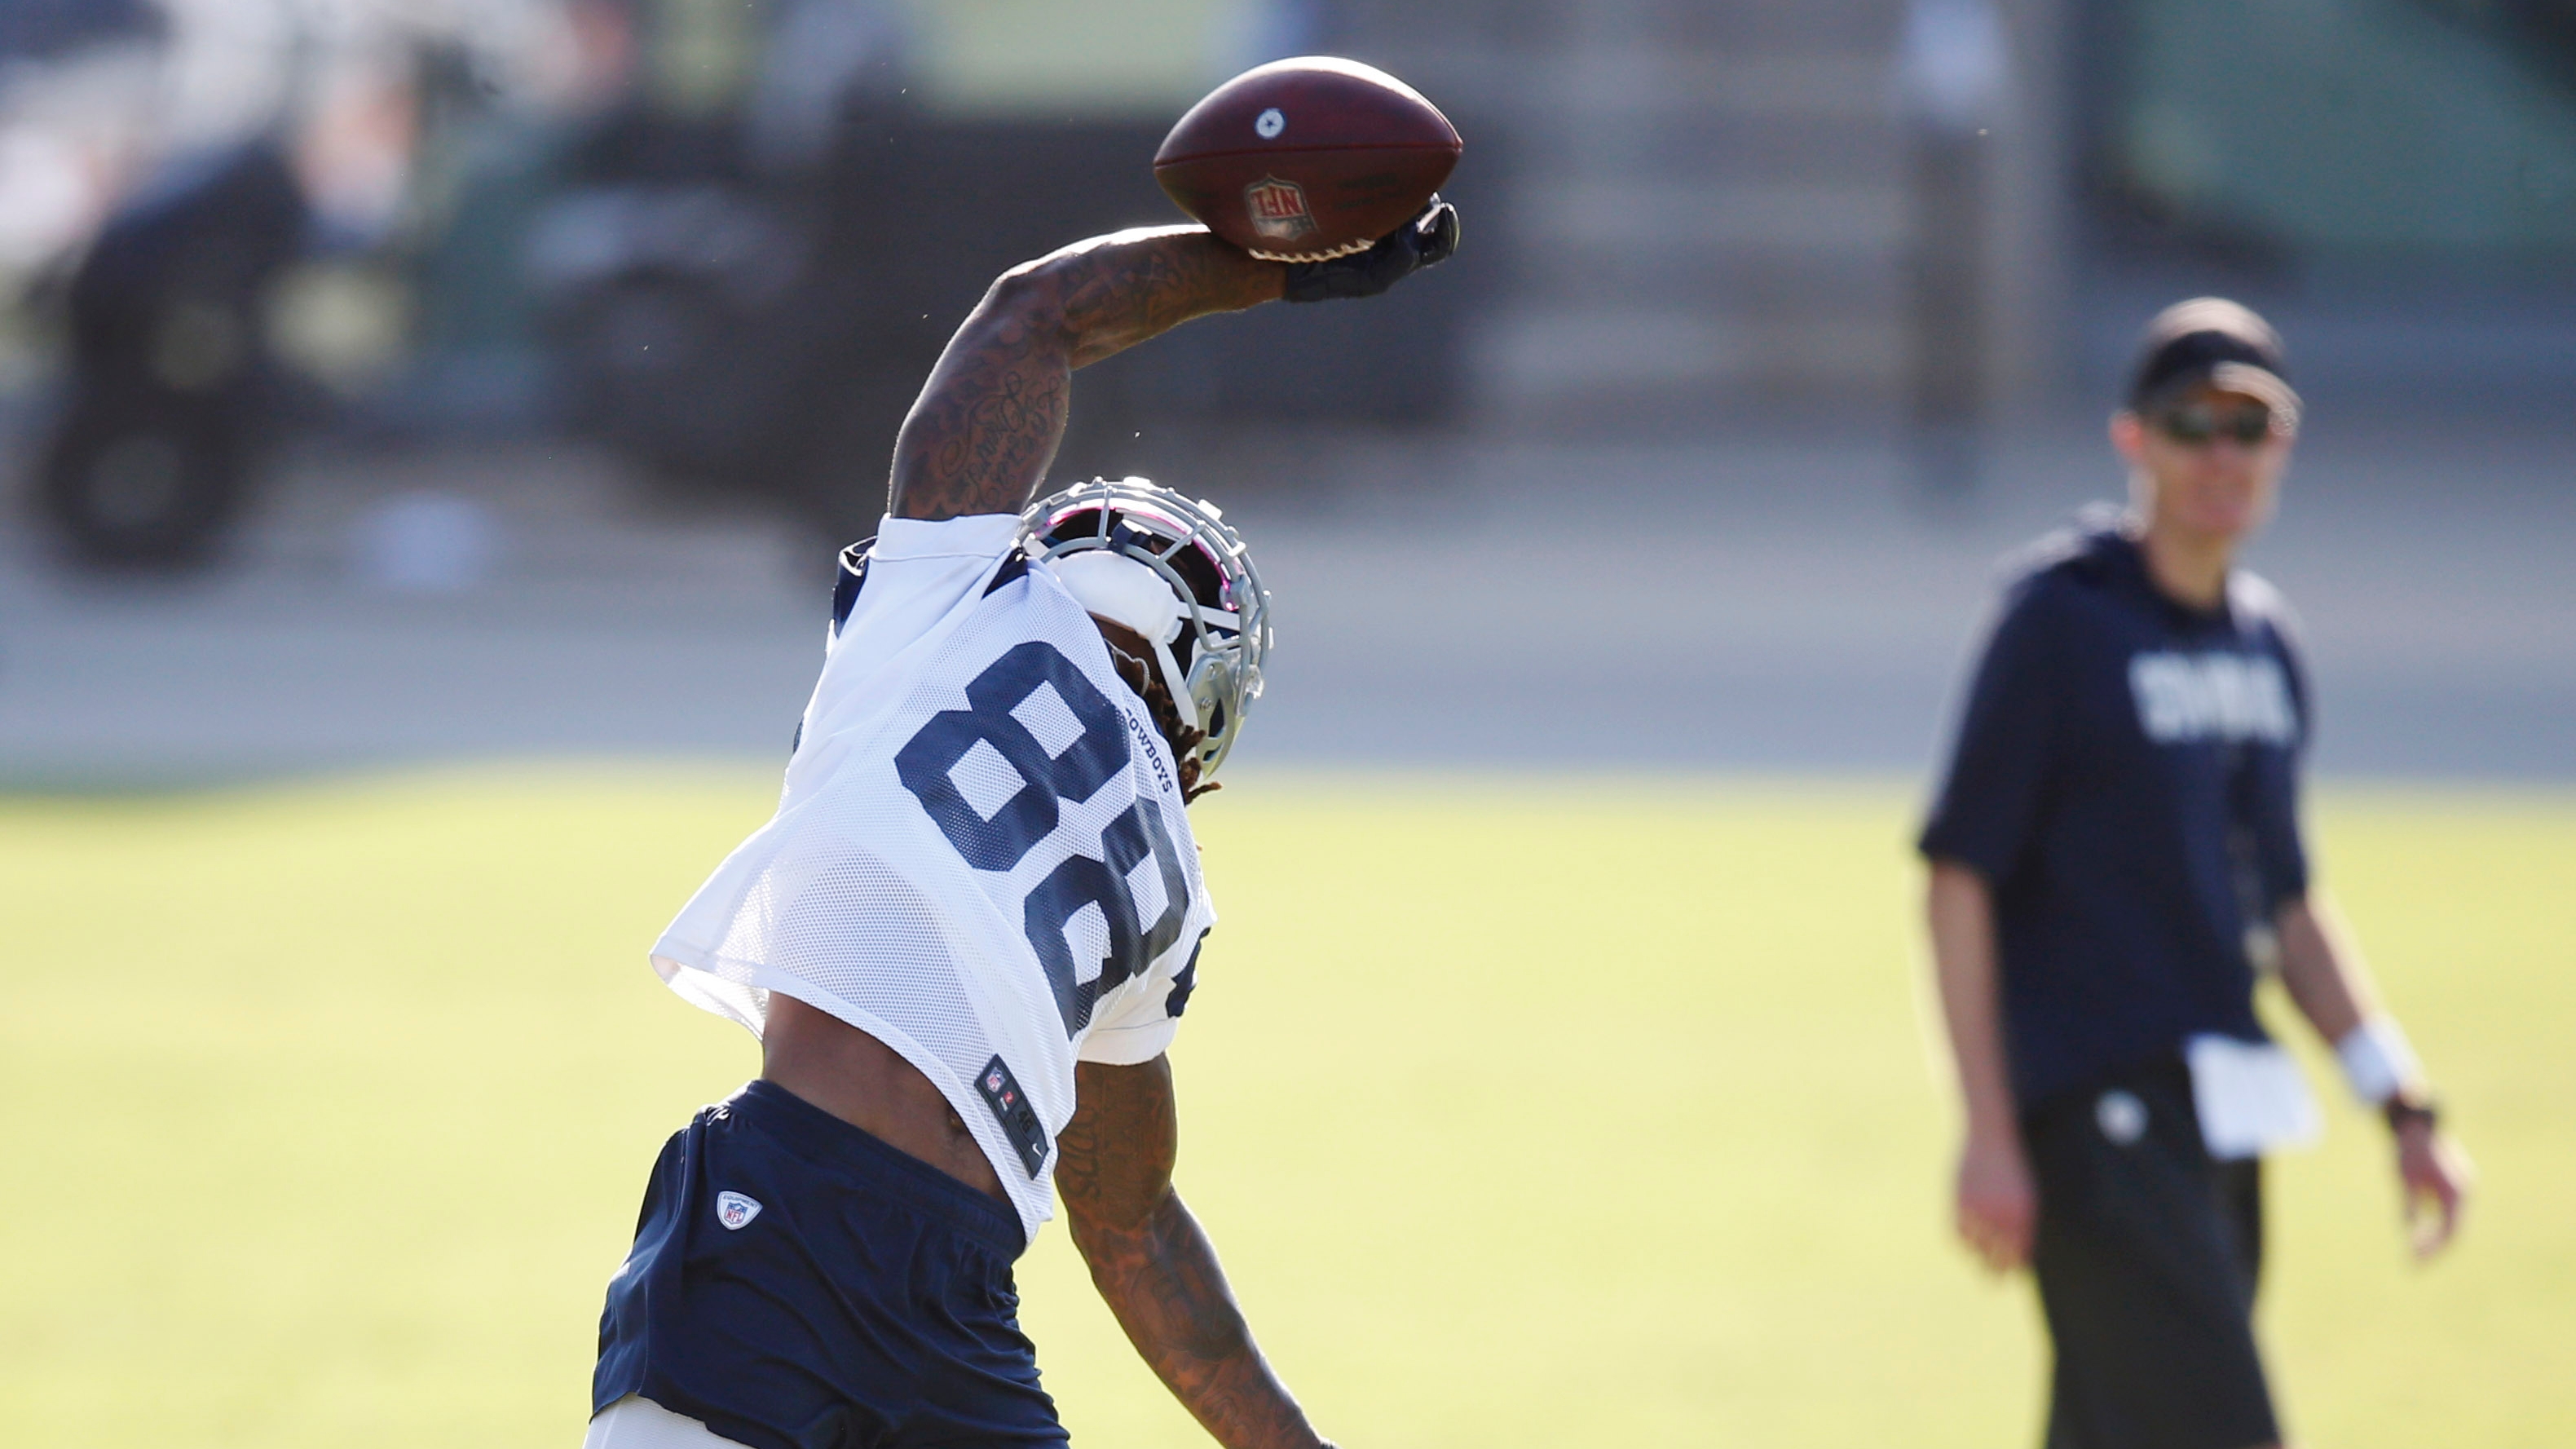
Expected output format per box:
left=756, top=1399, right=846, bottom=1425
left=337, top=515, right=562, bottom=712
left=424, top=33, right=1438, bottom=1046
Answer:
left=1243, top=176, right=1317, bottom=243
left=716, top=1190, right=764, bottom=1230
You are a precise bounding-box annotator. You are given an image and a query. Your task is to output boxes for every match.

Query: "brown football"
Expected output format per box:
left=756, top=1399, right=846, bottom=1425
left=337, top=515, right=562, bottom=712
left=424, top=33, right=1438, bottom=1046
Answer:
left=1153, top=56, right=1461, bottom=263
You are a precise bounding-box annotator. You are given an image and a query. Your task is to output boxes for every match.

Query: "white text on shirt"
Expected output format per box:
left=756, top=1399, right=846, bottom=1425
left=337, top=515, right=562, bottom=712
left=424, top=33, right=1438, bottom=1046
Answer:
left=2128, top=652, right=2297, bottom=745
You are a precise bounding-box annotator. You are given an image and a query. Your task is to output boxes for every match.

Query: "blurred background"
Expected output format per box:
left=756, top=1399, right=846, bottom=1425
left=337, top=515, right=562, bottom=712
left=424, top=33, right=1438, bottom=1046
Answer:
left=1, top=2, right=2570, bottom=1447
left=0, top=0, right=2566, bottom=781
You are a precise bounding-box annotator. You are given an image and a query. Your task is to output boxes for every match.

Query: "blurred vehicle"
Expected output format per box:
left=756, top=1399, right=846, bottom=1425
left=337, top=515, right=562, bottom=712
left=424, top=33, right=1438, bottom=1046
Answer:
left=531, top=104, right=1475, bottom=546
left=8, top=0, right=1472, bottom=572
left=8, top=9, right=461, bottom=574
left=528, top=90, right=1172, bottom=545
left=37, top=138, right=307, bottom=568
left=527, top=0, right=1469, bottom=546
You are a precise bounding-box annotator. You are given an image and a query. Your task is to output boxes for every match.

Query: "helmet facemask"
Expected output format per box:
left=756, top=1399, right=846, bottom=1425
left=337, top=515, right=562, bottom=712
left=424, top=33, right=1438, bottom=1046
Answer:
left=1021, top=477, right=1272, bottom=787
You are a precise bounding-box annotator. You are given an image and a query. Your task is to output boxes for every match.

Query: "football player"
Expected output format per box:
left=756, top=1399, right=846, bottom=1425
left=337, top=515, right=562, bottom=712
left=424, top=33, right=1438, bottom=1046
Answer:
left=583, top=199, right=1459, bottom=1449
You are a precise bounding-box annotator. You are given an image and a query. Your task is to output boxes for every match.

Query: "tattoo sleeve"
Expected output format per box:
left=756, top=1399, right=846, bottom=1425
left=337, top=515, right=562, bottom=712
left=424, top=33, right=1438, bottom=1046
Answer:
left=1058, top=1056, right=1325, bottom=1449
left=885, top=227, right=1286, bottom=522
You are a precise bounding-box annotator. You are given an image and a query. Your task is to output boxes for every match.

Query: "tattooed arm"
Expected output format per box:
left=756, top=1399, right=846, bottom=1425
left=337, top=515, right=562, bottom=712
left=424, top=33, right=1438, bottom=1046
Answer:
left=1058, top=1054, right=1330, bottom=1449
left=884, top=196, right=1461, bottom=521
left=885, top=227, right=1283, bottom=522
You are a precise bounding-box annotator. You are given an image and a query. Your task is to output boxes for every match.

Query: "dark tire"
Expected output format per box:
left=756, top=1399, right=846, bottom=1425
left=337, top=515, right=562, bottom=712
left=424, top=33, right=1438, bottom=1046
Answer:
left=36, top=393, right=247, bottom=571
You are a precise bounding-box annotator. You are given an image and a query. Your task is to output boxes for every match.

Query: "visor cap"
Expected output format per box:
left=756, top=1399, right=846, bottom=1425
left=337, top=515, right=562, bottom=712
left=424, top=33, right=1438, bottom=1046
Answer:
left=2128, top=297, right=2300, bottom=422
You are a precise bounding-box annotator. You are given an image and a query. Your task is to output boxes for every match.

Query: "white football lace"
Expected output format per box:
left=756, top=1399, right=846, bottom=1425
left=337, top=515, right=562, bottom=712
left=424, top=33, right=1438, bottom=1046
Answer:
left=1246, top=235, right=1378, bottom=263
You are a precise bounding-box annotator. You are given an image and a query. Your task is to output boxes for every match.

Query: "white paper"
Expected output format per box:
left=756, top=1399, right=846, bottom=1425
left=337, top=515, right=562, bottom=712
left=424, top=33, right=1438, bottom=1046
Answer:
left=2185, top=1034, right=2322, bottom=1160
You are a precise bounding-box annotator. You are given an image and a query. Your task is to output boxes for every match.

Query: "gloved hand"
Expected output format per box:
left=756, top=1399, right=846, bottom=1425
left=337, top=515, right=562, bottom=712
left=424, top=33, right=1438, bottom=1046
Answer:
left=1282, top=196, right=1459, bottom=303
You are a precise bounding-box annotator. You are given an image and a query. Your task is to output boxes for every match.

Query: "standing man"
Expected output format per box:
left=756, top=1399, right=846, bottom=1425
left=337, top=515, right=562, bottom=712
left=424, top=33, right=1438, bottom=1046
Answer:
left=1919, top=298, right=2474, bottom=1449
left=584, top=201, right=1458, bottom=1449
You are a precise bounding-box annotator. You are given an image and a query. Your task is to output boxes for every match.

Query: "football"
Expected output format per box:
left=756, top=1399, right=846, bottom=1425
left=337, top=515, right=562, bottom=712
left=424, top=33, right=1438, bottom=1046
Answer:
left=1153, top=56, right=1462, bottom=263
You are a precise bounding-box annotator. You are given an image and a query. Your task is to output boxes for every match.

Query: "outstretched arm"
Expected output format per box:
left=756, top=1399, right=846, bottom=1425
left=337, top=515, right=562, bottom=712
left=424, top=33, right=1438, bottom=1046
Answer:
left=1057, top=1054, right=1328, bottom=1449
left=886, top=198, right=1460, bottom=522
left=886, top=227, right=1282, bottom=523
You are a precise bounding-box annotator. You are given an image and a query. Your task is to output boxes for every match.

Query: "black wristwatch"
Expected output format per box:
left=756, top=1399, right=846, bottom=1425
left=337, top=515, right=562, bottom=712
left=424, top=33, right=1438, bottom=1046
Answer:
left=2384, top=1094, right=2440, bottom=1134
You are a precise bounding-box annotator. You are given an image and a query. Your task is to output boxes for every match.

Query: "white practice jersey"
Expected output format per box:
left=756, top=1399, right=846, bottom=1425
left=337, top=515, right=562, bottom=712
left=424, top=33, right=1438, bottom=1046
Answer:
left=651, top=514, right=1216, bottom=1242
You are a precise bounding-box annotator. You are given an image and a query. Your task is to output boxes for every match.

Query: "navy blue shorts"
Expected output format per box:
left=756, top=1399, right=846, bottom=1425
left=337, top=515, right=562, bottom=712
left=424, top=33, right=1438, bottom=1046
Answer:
left=593, top=1080, right=1065, bottom=1449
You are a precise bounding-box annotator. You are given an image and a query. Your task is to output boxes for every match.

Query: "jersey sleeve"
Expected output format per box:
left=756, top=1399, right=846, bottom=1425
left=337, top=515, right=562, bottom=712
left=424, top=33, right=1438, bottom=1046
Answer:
left=1917, top=580, right=2065, bottom=884
left=1075, top=929, right=1206, bottom=1066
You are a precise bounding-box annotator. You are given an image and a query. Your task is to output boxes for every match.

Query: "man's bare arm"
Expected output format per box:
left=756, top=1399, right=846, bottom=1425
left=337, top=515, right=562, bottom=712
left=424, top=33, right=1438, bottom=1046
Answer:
left=886, top=228, right=1283, bottom=522
left=2274, top=893, right=2473, bottom=1256
left=1926, top=858, right=2036, bottom=1271
left=1056, top=1055, right=1325, bottom=1449
left=2272, top=893, right=2372, bottom=1045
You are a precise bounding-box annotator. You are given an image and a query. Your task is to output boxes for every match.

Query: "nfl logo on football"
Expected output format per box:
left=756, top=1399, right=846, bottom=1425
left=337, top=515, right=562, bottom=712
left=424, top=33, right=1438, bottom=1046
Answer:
left=1242, top=176, right=1317, bottom=242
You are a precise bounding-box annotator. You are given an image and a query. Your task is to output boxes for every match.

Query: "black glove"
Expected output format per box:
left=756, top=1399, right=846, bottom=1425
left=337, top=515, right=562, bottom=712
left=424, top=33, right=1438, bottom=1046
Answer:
left=1282, top=196, right=1459, bottom=303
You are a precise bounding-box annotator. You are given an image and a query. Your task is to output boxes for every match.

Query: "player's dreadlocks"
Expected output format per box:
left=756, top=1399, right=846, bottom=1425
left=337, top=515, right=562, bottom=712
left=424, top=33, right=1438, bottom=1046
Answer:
left=1092, top=618, right=1219, bottom=804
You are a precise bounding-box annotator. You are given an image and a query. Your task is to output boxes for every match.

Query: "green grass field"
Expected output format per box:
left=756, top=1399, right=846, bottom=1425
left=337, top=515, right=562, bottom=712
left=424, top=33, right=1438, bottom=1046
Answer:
left=3, top=767, right=2569, bottom=1447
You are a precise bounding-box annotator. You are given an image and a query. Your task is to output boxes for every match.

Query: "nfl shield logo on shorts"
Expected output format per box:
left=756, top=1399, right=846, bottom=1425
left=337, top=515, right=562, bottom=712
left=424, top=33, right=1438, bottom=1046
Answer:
left=1242, top=176, right=1317, bottom=243
left=715, top=1190, right=763, bottom=1230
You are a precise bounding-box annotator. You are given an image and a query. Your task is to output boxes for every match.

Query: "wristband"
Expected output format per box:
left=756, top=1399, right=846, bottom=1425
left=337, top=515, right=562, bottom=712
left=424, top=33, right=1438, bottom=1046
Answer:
left=2334, top=1017, right=2421, bottom=1107
left=2384, top=1095, right=2439, bottom=1134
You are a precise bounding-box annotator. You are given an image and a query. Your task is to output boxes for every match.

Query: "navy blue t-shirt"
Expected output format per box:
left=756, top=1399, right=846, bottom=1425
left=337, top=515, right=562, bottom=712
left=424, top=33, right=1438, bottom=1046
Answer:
left=1919, top=514, right=2313, bottom=1111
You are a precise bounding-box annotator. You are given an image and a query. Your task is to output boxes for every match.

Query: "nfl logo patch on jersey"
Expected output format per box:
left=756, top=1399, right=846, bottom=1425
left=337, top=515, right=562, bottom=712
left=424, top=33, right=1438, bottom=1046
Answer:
left=715, top=1191, right=763, bottom=1230
left=974, top=1053, right=1052, bottom=1179
left=1243, top=176, right=1317, bottom=243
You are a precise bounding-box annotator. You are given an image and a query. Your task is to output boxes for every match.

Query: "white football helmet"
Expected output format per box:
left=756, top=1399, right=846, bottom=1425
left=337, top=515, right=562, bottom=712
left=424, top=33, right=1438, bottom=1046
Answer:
left=1021, top=477, right=1272, bottom=781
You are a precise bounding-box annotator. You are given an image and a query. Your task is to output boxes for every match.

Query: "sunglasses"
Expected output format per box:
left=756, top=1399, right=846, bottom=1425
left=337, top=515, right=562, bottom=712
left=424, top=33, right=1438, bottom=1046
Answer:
left=2152, top=401, right=2278, bottom=446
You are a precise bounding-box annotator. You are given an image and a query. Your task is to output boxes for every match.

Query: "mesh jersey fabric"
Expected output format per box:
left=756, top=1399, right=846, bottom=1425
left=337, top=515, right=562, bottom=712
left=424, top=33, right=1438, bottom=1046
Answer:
left=651, top=513, right=1216, bottom=1243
